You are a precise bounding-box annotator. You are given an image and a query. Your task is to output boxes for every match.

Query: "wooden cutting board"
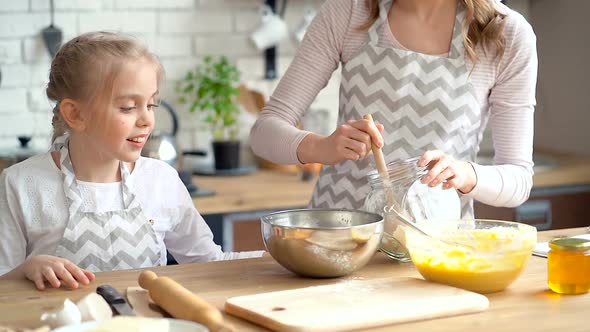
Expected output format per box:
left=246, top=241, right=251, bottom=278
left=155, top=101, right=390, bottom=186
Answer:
left=225, top=277, right=489, bottom=332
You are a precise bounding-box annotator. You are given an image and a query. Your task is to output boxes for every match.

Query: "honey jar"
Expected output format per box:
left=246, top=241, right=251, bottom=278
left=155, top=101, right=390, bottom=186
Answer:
left=547, top=237, right=590, bottom=294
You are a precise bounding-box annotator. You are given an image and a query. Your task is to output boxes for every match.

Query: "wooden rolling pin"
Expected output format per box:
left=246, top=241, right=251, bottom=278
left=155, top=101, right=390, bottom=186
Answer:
left=138, top=270, right=234, bottom=332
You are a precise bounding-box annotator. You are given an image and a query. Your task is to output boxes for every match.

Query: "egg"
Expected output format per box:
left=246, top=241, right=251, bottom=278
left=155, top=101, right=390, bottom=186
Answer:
left=40, top=298, right=82, bottom=328
left=76, top=292, right=113, bottom=322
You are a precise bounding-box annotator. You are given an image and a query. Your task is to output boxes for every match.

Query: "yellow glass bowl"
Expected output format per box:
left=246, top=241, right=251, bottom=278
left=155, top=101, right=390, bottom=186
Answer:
left=404, top=219, right=537, bottom=293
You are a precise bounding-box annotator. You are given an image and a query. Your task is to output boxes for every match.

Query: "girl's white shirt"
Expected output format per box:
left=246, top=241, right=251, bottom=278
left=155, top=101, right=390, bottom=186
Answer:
left=0, top=153, right=263, bottom=275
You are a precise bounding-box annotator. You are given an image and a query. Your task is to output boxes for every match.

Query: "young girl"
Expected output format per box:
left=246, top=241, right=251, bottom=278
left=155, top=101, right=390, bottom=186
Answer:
left=0, top=32, right=264, bottom=290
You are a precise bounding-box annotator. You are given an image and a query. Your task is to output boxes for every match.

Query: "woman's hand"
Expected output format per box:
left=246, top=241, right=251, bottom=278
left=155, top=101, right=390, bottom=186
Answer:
left=298, top=118, right=384, bottom=165
left=418, top=150, right=477, bottom=194
left=18, top=255, right=95, bottom=290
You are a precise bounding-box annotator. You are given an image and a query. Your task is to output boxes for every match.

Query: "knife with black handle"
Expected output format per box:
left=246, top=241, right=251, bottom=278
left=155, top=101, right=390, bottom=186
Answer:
left=96, top=284, right=136, bottom=316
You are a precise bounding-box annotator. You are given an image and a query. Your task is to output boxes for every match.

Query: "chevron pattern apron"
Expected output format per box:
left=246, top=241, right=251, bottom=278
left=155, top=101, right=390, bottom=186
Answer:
left=310, top=0, right=482, bottom=219
left=52, top=135, right=162, bottom=272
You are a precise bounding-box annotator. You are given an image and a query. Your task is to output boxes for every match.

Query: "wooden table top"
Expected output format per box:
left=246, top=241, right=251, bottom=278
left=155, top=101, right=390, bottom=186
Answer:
left=1, top=227, right=588, bottom=331
left=192, top=153, right=590, bottom=216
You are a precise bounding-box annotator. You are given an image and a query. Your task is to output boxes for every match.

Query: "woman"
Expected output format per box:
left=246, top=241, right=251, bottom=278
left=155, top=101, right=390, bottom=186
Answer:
left=250, top=0, right=537, bottom=218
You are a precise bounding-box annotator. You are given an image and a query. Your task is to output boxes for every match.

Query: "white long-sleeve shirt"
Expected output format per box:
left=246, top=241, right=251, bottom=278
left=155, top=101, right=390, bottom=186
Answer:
left=0, top=154, right=263, bottom=275
left=250, top=0, right=537, bottom=208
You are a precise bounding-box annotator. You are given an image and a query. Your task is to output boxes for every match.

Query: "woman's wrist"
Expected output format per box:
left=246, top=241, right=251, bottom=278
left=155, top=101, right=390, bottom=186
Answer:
left=296, top=133, right=324, bottom=164
left=458, top=161, right=477, bottom=194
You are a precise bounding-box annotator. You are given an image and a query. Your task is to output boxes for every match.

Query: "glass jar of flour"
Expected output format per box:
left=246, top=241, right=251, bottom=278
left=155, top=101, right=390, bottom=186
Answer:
left=363, top=157, right=461, bottom=262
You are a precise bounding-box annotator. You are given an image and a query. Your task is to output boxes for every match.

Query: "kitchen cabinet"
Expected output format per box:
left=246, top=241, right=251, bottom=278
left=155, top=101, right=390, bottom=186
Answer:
left=232, top=219, right=266, bottom=251
left=475, top=185, right=590, bottom=230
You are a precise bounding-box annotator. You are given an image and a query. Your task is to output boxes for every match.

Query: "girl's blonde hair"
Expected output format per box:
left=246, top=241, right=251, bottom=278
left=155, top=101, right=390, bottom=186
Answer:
left=358, top=0, right=507, bottom=64
left=47, top=31, right=164, bottom=142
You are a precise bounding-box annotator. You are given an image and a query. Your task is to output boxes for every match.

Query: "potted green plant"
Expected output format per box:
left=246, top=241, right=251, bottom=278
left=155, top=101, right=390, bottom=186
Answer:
left=176, top=55, right=241, bottom=170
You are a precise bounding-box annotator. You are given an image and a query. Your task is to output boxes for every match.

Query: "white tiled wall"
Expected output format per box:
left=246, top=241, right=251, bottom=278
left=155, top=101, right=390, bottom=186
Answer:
left=0, top=0, right=336, bottom=155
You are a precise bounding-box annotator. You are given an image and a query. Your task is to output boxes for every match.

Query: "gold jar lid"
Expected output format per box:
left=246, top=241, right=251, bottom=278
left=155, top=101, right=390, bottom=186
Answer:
left=549, top=237, right=590, bottom=252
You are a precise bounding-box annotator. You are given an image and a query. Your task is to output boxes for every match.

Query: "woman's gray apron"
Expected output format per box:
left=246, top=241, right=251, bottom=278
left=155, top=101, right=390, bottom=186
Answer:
left=310, top=0, right=482, bottom=218
left=51, top=135, right=161, bottom=272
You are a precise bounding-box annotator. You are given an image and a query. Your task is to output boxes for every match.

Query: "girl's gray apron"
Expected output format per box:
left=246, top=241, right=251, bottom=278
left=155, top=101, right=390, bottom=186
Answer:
left=310, top=0, right=482, bottom=218
left=51, top=135, right=161, bottom=272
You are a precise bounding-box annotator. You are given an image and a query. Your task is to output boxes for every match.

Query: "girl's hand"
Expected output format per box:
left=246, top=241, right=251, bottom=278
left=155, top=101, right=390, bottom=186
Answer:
left=19, top=255, right=95, bottom=290
left=301, top=118, right=384, bottom=165
left=418, top=150, right=477, bottom=194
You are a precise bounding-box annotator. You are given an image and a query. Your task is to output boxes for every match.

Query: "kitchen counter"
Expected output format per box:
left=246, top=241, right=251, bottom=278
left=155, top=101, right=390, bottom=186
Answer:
left=192, top=155, right=590, bottom=251
left=192, top=170, right=314, bottom=216
left=0, top=227, right=587, bottom=331
left=193, top=153, right=590, bottom=216
left=531, top=153, right=590, bottom=188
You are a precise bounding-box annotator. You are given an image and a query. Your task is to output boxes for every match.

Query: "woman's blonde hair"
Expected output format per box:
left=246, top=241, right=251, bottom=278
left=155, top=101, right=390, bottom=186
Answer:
left=358, top=0, right=507, bottom=63
left=47, top=31, right=164, bottom=142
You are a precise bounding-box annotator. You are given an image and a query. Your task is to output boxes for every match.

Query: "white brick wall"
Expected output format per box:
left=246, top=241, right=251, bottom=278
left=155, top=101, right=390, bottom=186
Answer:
left=0, top=89, right=28, bottom=113
left=0, top=40, right=22, bottom=63
left=22, top=33, right=78, bottom=63
left=0, top=112, right=37, bottom=136
left=114, top=0, right=194, bottom=10
left=154, top=36, right=193, bottom=57
left=30, top=0, right=111, bottom=11
left=0, top=0, right=29, bottom=12
left=0, top=0, right=331, bottom=153
left=234, top=10, right=260, bottom=33
left=194, top=35, right=257, bottom=56
left=160, top=57, right=202, bottom=81
left=1, top=65, right=30, bottom=88
left=159, top=11, right=232, bottom=34
left=28, top=87, right=52, bottom=112
left=0, top=13, right=77, bottom=38
left=79, top=12, right=158, bottom=33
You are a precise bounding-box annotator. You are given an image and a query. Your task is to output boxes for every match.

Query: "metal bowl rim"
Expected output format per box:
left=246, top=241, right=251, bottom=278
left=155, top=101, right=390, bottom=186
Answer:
left=260, top=208, right=384, bottom=230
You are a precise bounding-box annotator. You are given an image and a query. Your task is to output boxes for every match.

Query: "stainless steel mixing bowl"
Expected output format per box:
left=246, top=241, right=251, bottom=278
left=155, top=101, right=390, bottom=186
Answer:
left=261, top=209, right=384, bottom=278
